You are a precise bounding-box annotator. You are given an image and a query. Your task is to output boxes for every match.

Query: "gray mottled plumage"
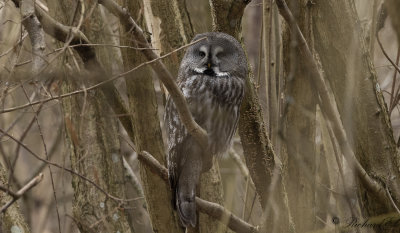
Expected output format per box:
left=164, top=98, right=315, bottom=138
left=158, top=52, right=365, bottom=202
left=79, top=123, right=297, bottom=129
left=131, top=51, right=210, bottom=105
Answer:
left=164, top=32, right=247, bottom=227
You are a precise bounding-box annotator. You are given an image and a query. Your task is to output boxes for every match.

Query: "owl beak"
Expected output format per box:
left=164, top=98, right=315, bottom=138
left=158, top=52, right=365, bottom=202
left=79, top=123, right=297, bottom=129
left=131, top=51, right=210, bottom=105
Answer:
left=207, top=63, right=211, bottom=68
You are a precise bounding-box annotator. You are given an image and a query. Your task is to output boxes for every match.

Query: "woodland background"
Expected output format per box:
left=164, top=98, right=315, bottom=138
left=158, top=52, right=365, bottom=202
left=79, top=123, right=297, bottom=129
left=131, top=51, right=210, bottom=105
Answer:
left=1, top=0, right=400, bottom=233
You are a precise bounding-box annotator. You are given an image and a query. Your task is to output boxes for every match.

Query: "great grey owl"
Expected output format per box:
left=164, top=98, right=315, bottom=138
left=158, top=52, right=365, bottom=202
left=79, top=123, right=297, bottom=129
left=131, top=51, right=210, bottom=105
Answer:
left=164, top=32, right=247, bottom=227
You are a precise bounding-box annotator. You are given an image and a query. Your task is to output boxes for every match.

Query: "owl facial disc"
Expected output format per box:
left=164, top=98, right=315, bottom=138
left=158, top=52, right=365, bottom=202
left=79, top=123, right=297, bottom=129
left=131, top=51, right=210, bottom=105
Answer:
left=193, top=67, right=229, bottom=77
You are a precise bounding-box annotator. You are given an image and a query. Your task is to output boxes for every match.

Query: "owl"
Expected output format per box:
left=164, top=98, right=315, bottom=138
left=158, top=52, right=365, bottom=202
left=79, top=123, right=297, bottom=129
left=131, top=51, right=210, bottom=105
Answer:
left=164, top=32, right=247, bottom=227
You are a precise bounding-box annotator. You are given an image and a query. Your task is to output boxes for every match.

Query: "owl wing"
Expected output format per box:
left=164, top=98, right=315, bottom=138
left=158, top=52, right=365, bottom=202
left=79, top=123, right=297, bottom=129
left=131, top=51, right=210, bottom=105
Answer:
left=164, top=83, right=207, bottom=208
left=164, top=96, right=185, bottom=203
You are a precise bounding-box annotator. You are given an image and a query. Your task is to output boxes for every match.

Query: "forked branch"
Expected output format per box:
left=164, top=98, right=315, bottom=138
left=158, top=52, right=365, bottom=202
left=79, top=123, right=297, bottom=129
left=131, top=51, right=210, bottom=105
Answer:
left=0, top=173, right=43, bottom=213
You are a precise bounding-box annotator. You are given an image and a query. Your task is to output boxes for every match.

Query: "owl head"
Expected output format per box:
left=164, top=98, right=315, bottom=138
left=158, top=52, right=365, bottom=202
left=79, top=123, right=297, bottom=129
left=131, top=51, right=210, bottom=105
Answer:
left=179, top=32, right=248, bottom=79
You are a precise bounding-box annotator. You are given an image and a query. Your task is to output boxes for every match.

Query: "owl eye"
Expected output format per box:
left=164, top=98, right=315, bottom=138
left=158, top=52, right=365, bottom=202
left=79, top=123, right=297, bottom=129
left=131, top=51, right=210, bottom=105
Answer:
left=199, top=51, right=206, bottom=58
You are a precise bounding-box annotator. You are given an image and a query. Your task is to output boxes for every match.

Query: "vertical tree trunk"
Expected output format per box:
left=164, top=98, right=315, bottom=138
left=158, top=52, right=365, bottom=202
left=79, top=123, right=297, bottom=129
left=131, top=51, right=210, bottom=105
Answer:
left=209, top=1, right=294, bottom=232
left=120, top=1, right=184, bottom=233
left=310, top=0, right=400, bottom=222
left=63, top=91, right=131, bottom=233
left=143, top=1, right=228, bottom=232
left=282, top=0, right=317, bottom=232
left=48, top=1, right=132, bottom=232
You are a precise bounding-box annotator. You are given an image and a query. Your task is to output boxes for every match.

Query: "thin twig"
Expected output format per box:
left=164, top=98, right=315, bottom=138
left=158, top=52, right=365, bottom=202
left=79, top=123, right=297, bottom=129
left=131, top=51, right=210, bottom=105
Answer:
left=386, top=184, right=400, bottom=214
left=0, top=33, right=28, bottom=58
left=12, top=0, right=209, bottom=152
left=8, top=100, right=44, bottom=189
left=0, top=38, right=205, bottom=115
left=376, top=33, right=400, bottom=76
left=326, top=121, right=361, bottom=221
left=11, top=0, right=133, bottom=140
left=20, top=84, right=62, bottom=233
left=228, top=149, right=251, bottom=182
left=47, top=43, right=157, bottom=55
left=20, top=124, right=62, bottom=184
left=0, top=128, right=140, bottom=203
left=389, top=47, right=400, bottom=110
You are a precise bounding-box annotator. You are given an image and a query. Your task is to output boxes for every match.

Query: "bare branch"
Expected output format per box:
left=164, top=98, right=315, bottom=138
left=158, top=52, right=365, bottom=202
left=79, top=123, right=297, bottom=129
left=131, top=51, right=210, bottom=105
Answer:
left=20, top=84, right=61, bottom=233
left=0, top=38, right=205, bottom=115
left=0, top=185, right=19, bottom=199
left=0, top=173, right=43, bottom=213
left=137, top=151, right=259, bottom=233
left=228, top=149, right=250, bottom=180
left=20, top=0, right=47, bottom=74
left=196, top=198, right=258, bottom=233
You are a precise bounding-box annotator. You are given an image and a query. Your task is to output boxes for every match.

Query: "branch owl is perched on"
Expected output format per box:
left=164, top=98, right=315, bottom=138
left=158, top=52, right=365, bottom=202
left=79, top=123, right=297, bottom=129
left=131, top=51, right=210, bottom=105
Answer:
left=164, top=32, right=247, bottom=227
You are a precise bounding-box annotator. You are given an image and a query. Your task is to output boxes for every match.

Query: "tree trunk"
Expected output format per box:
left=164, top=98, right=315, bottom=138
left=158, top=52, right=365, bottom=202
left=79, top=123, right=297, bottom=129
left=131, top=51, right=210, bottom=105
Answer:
left=48, top=1, right=132, bottom=232
left=209, top=1, right=294, bottom=232
left=63, top=90, right=131, bottom=233
left=120, top=1, right=184, bottom=233
left=143, top=1, right=228, bottom=232
left=282, top=0, right=317, bottom=232
left=310, top=0, right=400, bottom=228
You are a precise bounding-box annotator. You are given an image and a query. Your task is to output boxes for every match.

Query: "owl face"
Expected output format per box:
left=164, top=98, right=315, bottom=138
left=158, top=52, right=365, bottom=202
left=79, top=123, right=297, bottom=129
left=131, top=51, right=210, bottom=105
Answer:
left=180, top=32, right=247, bottom=79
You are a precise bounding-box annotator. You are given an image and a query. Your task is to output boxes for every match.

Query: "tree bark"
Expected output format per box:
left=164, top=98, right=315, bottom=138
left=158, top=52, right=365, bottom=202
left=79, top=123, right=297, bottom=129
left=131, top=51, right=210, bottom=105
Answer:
left=282, top=0, right=317, bottom=232
left=120, top=1, right=184, bottom=233
left=209, top=1, right=294, bottom=232
left=63, top=90, right=131, bottom=233
left=143, top=0, right=193, bottom=77
left=143, top=1, right=228, bottom=232
left=309, top=0, right=400, bottom=227
left=47, top=1, right=132, bottom=232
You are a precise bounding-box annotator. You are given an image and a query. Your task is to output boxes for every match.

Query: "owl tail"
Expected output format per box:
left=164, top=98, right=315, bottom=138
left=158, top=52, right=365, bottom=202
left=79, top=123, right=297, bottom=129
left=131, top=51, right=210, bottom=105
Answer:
left=175, top=154, right=202, bottom=228
left=176, top=187, right=197, bottom=228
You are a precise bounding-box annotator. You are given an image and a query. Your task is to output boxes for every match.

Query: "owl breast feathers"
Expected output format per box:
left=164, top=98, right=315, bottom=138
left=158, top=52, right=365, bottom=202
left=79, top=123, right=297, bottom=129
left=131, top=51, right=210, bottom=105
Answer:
left=164, top=32, right=247, bottom=227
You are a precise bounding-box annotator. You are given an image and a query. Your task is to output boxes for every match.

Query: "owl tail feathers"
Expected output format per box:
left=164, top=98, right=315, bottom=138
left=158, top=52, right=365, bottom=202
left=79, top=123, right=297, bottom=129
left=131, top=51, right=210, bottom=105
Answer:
left=176, top=190, right=197, bottom=227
